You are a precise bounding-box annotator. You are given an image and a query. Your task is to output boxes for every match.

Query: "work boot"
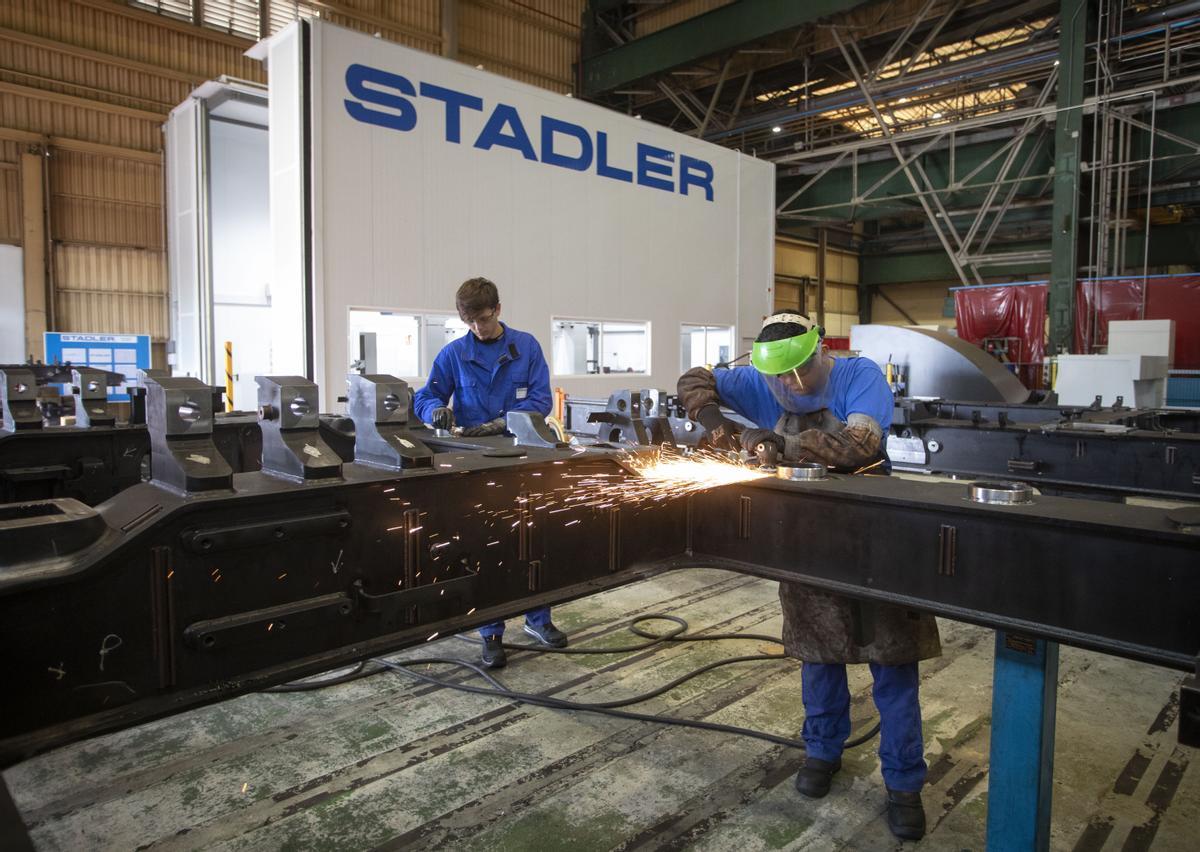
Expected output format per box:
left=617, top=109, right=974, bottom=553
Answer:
left=794, top=757, right=842, bottom=799
left=481, top=636, right=507, bottom=669
left=524, top=621, right=568, bottom=648
left=885, top=788, right=926, bottom=841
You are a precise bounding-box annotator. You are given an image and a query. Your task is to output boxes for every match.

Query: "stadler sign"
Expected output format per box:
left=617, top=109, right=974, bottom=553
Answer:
left=343, top=63, right=718, bottom=202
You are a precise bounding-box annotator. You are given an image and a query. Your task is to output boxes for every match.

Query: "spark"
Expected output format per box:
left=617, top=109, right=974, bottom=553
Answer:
left=439, top=463, right=452, bottom=468
left=486, top=540, right=500, bottom=546
left=383, top=487, right=396, bottom=493
left=386, top=525, right=404, bottom=532
left=166, top=570, right=174, bottom=580
left=241, top=782, right=249, bottom=794
left=564, top=519, right=580, bottom=527
left=267, top=623, right=274, bottom=631
left=467, top=607, right=476, bottom=615
left=520, top=447, right=766, bottom=513
left=852, top=458, right=887, bottom=475
left=426, top=631, right=439, bottom=641
left=410, top=526, right=424, bottom=533
left=277, top=572, right=287, bottom=580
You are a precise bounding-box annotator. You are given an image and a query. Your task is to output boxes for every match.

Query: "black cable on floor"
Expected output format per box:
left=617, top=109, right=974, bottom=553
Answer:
left=266, top=614, right=881, bottom=750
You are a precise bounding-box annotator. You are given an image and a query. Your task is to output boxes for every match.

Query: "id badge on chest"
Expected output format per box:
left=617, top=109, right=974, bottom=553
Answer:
left=515, top=387, right=528, bottom=400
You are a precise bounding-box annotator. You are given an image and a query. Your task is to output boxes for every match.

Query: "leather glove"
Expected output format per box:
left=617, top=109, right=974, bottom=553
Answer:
left=430, top=406, right=455, bottom=431
left=741, top=428, right=784, bottom=456
left=695, top=404, right=743, bottom=451
left=458, top=416, right=508, bottom=437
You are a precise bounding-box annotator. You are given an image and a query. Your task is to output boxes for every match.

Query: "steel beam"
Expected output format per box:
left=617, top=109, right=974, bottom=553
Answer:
left=4, top=434, right=1200, bottom=765
left=1048, top=0, right=1087, bottom=353
left=833, top=29, right=973, bottom=286
left=580, top=0, right=867, bottom=97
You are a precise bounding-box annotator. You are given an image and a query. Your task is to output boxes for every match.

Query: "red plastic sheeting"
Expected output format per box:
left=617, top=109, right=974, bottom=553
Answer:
left=825, top=336, right=851, bottom=351
left=954, top=283, right=1047, bottom=386
left=1074, top=276, right=1200, bottom=369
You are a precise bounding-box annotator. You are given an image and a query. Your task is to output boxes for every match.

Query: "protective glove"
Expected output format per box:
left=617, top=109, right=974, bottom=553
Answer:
left=458, top=416, right=508, bottom=437
left=741, top=428, right=784, bottom=456
left=695, top=404, right=744, bottom=451
left=430, top=406, right=455, bottom=431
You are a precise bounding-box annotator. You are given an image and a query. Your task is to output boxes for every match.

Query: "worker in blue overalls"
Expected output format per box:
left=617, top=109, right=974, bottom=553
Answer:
left=413, top=277, right=567, bottom=669
left=677, top=313, right=941, bottom=842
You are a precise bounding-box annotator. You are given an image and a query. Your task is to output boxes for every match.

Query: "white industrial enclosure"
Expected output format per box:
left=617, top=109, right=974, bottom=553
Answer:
left=262, top=19, right=776, bottom=409
left=165, top=80, right=272, bottom=411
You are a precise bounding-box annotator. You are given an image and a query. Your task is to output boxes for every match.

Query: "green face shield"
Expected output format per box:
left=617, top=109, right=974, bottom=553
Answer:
left=750, top=327, right=821, bottom=375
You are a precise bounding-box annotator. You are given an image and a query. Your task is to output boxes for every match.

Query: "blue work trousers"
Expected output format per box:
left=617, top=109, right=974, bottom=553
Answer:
left=479, top=606, right=552, bottom=639
left=801, top=661, right=927, bottom=792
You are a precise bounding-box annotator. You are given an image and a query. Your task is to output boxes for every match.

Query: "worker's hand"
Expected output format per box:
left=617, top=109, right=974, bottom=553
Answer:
left=431, top=407, right=455, bottom=431
left=458, top=416, right=508, bottom=437
left=695, top=404, right=743, bottom=451
left=741, top=428, right=784, bottom=456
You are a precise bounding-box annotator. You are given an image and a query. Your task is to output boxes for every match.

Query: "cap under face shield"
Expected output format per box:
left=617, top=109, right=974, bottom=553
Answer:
left=752, top=326, right=829, bottom=413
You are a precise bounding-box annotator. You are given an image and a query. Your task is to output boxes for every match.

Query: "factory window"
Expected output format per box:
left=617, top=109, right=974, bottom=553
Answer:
left=421, top=313, right=470, bottom=373
left=551, top=319, right=650, bottom=376
left=348, top=309, right=420, bottom=379
left=680, top=324, right=735, bottom=371
left=348, top=309, right=470, bottom=380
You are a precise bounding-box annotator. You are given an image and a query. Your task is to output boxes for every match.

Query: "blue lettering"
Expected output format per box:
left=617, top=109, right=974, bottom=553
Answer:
left=344, top=63, right=417, bottom=132
left=419, top=82, right=483, bottom=143
left=636, top=143, right=674, bottom=192
left=541, top=116, right=592, bottom=171
left=342, top=65, right=716, bottom=202
left=679, top=155, right=714, bottom=202
left=595, top=131, right=632, bottom=183
left=474, top=104, right=537, bottom=160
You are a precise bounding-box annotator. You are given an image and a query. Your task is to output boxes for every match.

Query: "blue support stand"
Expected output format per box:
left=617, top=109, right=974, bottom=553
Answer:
left=986, top=632, right=1060, bottom=851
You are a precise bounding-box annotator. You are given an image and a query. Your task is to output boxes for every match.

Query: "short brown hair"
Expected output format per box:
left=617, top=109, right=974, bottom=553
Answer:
left=456, top=277, right=500, bottom=320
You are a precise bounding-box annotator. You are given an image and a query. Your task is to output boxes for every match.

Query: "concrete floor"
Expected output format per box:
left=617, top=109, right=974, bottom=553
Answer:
left=5, top=567, right=1196, bottom=851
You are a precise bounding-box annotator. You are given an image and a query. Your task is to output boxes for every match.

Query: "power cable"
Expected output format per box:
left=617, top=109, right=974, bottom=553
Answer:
left=267, top=614, right=881, bottom=751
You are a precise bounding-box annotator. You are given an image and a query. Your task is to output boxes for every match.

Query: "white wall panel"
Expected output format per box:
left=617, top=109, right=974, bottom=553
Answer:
left=0, top=245, right=24, bottom=363
left=273, top=21, right=774, bottom=408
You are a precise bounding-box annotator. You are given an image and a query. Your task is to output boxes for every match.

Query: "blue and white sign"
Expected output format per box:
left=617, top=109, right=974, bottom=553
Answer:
left=262, top=20, right=775, bottom=408
left=43, top=332, right=152, bottom=402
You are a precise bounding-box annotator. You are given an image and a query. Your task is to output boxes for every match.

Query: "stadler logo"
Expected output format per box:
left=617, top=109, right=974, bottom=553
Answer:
left=342, top=63, right=716, bottom=202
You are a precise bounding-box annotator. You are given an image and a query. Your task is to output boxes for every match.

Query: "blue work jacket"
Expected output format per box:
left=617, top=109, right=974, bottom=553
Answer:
left=714, top=357, right=894, bottom=432
left=413, top=324, right=552, bottom=428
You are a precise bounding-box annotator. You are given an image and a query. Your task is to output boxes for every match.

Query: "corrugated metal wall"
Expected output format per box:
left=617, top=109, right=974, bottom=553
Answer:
left=0, top=0, right=585, bottom=363
left=774, top=238, right=860, bottom=337
left=635, top=0, right=733, bottom=37
left=0, top=140, right=20, bottom=244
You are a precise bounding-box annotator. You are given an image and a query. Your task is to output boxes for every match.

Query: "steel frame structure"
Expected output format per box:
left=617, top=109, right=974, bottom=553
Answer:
left=586, top=0, right=1200, bottom=316
left=2, top=412, right=1198, bottom=767
left=2, top=373, right=1198, bottom=851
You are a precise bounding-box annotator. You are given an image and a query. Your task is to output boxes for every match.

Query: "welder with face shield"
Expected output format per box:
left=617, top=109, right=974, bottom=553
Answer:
left=677, top=313, right=941, bottom=842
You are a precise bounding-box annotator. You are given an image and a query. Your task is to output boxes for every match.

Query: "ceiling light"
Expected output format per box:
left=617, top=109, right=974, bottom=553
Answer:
left=932, top=111, right=943, bottom=119
left=897, top=97, right=909, bottom=104
left=772, top=126, right=783, bottom=133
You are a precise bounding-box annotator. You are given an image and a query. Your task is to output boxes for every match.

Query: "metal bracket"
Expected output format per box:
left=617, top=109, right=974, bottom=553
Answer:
left=256, top=376, right=342, bottom=481
left=346, top=374, right=433, bottom=470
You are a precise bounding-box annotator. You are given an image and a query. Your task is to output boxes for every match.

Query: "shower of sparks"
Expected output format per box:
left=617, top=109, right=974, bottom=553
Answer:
left=527, top=446, right=768, bottom=513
